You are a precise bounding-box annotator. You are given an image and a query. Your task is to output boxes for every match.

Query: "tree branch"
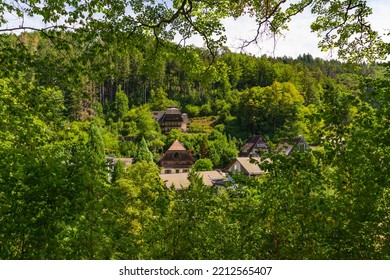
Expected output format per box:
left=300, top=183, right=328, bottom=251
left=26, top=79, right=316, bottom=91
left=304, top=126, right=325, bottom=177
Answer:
left=239, top=0, right=288, bottom=51
left=0, top=25, right=74, bottom=33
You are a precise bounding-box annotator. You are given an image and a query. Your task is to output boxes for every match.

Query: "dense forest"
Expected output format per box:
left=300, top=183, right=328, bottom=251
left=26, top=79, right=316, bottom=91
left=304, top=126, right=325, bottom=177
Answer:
left=1, top=0, right=389, bottom=259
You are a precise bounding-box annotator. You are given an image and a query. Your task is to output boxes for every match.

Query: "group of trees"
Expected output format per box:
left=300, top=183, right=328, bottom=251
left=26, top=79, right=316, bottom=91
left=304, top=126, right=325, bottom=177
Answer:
left=1, top=0, right=389, bottom=259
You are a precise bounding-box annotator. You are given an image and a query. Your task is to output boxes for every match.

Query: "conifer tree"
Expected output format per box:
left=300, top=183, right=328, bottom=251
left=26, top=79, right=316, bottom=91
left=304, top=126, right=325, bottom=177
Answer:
left=112, top=159, right=125, bottom=182
left=133, top=137, right=154, bottom=163
left=114, top=89, right=129, bottom=121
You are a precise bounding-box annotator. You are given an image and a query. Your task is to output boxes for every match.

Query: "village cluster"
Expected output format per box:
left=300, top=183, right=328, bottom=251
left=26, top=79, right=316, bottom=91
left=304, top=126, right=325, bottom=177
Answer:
left=108, top=106, right=311, bottom=190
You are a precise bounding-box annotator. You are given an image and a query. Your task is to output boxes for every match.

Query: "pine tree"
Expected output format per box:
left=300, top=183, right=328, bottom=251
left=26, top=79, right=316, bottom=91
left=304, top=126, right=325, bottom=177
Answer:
left=114, top=89, right=129, bottom=121
left=133, top=137, right=154, bottom=163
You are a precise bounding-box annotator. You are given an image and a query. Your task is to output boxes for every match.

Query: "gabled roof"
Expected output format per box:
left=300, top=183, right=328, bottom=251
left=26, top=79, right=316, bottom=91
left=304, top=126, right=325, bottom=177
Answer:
left=168, top=139, right=187, bottom=151
left=152, top=111, right=165, bottom=121
left=159, top=152, right=196, bottom=164
left=276, top=136, right=309, bottom=155
left=227, top=157, right=264, bottom=176
left=159, top=170, right=228, bottom=190
left=160, top=172, right=189, bottom=190
left=159, top=140, right=196, bottom=165
left=152, top=107, right=190, bottom=124
left=239, top=135, right=269, bottom=156
left=158, top=107, right=183, bottom=122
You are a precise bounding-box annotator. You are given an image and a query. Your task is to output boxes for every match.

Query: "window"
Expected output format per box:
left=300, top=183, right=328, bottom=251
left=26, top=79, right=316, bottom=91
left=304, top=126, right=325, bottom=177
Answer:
left=176, top=169, right=180, bottom=173
left=165, top=170, right=172, bottom=174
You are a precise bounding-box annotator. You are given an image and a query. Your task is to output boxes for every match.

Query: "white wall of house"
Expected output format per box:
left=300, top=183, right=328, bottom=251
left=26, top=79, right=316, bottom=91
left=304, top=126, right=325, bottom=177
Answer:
left=227, top=161, right=242, bottom=173
left=160, top=167, right=191, bottom=174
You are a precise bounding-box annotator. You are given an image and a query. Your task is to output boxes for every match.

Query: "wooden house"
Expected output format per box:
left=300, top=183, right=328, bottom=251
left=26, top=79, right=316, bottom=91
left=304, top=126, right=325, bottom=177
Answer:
left=239, top=134, right=269, bottom=157
left=158, top=140, right=196, bottom=174
left=152, top=106, right=189, bottom=134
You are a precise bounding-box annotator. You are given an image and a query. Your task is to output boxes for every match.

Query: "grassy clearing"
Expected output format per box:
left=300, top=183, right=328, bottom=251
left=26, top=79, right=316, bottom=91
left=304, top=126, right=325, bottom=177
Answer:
left=188, top=116, right=219, bottom=134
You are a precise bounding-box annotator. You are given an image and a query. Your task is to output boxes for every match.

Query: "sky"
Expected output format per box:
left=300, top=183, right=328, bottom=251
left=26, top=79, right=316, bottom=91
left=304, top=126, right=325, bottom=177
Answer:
left=220, top=0, right=390, bottom=60
left=2, top=0, right=389, bottom=60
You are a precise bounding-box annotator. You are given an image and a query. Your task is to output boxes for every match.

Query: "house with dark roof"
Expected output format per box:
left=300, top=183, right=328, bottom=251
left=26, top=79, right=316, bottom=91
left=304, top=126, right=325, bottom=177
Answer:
left=239, top=135, right=269, bottom=157
left=226, top=136, right=310, bottom=178
left=158, top=139, right=196, bottom=174
left=239, top=135, right=310, bottom=157
left=276, top=135, right=310, bottom=156
left=152, top=106, right=189, bottom=134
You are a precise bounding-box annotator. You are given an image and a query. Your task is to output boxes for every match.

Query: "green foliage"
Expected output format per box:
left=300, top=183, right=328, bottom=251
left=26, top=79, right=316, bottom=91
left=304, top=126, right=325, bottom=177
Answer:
left=207, top=128, right=238, bottom=168
left=88, top=121, right=106, bottom=165
left=240, top=81, right=305, bottom=135
left=106, top=161, right=168, bottom=259
left=103, top=130, right=120, bottom=155
left=121, top=105, right=162, bottom=142
left=133, top=137, right=154, bottom=163
left=112, top=159, right=125, bottom=182
left=193, top=158, right=213, bottom=171
left=149, top=88, right=177, bottom=110
left=280, top=104, right=324, bottom=143
left=1, top=3, right=389, bottom=259
left=185, top=104, right=200, bottom=117
left=166, top=129, right=183, bottom=145
left=0, top=77, right=109, bottom=259
left=114, top=89, right=129, bottom=121
left=200, top=102, right=212, bottom=116
left=144, top=170, right=241, bottom=259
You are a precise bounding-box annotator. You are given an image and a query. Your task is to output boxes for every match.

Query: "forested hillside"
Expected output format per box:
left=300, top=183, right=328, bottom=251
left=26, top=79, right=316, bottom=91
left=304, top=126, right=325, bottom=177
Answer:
left=1, top=0, right=389, bottom=259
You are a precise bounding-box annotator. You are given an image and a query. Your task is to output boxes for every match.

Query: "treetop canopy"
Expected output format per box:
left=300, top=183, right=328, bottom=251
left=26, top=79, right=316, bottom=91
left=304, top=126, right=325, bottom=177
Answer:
left=0, top=0, right=388, bottom=61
